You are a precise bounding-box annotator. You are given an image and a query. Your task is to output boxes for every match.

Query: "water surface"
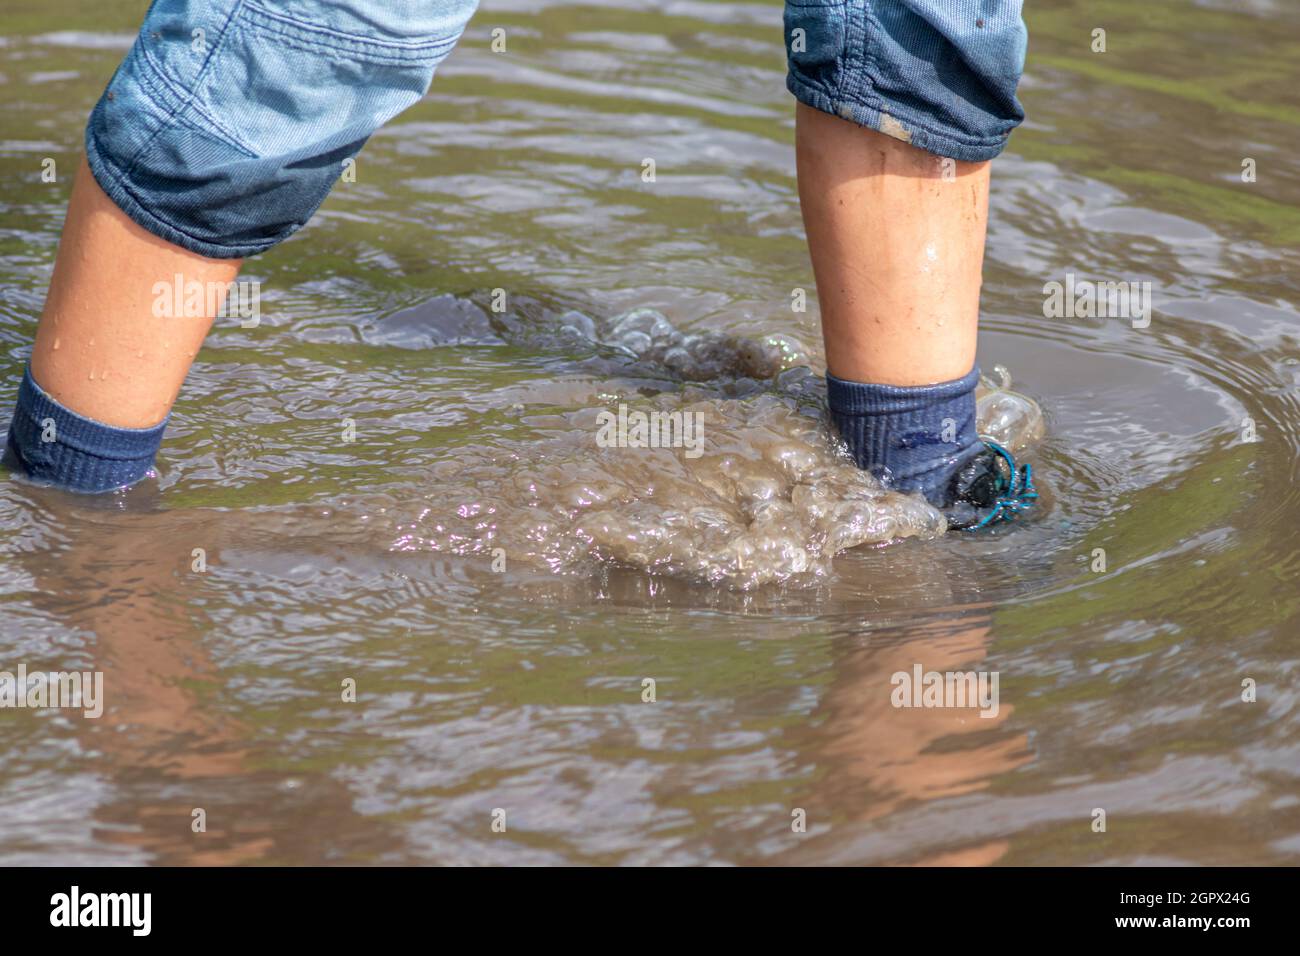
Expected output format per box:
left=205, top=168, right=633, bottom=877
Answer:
left=0, top=0, right=1298, bottom=865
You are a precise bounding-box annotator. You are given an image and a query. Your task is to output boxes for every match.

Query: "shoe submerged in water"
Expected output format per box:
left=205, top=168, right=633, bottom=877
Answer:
left=946, top=367, right=1044, bottom=531
left=941, top=438, right=1039, bottom=530
left=825, top=362, right=1045, bottom=533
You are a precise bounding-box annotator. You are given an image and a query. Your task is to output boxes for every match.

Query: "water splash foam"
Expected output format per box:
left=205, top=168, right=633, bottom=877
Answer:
left=392, top=307, right=1044, bottom=589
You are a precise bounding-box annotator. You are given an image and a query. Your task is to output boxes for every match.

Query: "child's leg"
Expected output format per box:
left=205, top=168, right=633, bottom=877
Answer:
left=31, top=157, right=238, bottom=430
left=785, top=0, right=1032, bottom=525
left=795, top=103, right=986, bottom=388
left=6, top=0, right=479, bottom=492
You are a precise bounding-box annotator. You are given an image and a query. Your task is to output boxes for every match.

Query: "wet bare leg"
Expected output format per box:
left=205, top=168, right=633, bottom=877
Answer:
left=795, top=103, right=989, bottom=386
left=30, top=156, right=240, bottom=428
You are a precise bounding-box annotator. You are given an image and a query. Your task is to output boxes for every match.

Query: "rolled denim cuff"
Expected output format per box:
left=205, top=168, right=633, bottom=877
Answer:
left=84, top=0, right=477, bottom=259
left=784, top=0, right=1027, bottom=162
left=5, top=366, right=167, bottom=493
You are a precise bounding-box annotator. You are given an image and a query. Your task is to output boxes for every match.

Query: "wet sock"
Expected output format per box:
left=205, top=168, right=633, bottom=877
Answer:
left=4, top=365, right=166, bottom=493
left=826, top=365, right=983, bottom=506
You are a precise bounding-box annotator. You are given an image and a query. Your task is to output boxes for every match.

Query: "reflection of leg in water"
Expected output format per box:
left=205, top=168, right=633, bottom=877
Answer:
left=797, top=614, right=1032, bottom=865
left=18, top=493, right=392, bottom=864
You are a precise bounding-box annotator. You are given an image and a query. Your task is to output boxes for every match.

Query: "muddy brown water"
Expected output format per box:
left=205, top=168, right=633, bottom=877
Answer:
left=0, top=0, right=1297, bottom=864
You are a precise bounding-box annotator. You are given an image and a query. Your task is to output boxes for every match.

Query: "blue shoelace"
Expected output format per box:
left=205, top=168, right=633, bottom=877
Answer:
left=966, top=439, right=1039, bottom=530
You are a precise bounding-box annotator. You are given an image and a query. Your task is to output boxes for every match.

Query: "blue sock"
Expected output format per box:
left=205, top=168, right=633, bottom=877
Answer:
left=826, top=365, right=983, bottom=506
left=4, top=365, right=167, bottom=493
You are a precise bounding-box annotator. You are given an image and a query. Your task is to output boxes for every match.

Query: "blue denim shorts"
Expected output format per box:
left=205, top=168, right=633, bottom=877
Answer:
left=86, top=0, right=1025, bottom=260
left=785, top=0, right=1027, bottom=162
left=87, top=0, right=478, bottom=259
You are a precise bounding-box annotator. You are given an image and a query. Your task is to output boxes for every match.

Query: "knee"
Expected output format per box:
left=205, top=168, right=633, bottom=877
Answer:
left=86, top=0, right=480, bottom=258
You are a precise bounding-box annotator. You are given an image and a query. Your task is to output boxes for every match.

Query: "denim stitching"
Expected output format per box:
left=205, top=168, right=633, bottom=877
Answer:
left=118, top=0, right=248, bottom=180
left=241, top=0, right=460, bottom=62
left=228, top=21, right=449, bottom=68
left=171, top=107, right=260, bottom=158
left=137, top=44, right=260, bottom=157
left=841, top=0, right=868, bottom=104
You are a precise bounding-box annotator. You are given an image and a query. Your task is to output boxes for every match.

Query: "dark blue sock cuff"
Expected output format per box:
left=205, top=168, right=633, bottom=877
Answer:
left=826, top=365, right=981, bottom=415
left=826, top=365, right=982, bottom=504
left=4, top=365, right=167, bottom=493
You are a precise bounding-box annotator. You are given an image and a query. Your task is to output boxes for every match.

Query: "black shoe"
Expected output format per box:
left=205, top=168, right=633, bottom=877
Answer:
left=941, top=440, right=1038, bottom=531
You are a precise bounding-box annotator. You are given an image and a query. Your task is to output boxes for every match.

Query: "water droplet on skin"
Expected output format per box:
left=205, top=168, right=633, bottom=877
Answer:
left=88, top=338, right=95, bottom=347
left=88, top=369, right=95, bottom=380
left=137, top=350, right=144, bottom=359
left=52, top=338, right=60, bottom=350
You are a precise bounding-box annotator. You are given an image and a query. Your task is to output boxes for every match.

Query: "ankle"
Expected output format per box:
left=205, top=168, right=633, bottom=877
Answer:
left=826, top=365, right=981, bottom=505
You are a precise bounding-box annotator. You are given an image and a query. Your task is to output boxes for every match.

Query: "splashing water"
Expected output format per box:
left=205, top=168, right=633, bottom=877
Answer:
left=385, top=307, right=1045, bottom=589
